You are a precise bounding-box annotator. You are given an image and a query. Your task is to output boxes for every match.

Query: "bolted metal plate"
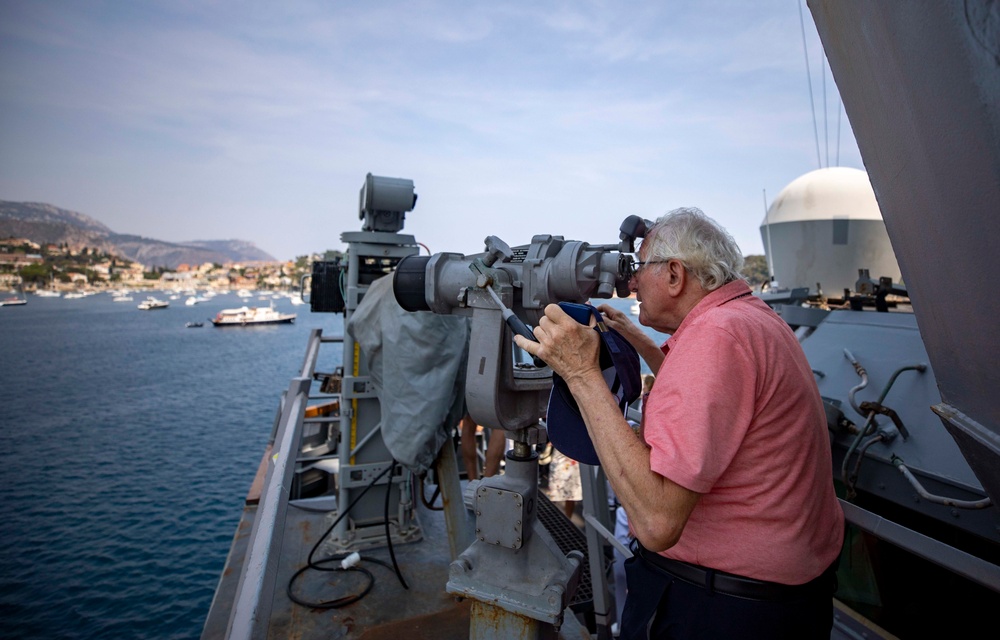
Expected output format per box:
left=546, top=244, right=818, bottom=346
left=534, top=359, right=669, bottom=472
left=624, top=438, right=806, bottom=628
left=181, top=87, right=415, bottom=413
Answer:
left=476, top=486, right=526, bottom=549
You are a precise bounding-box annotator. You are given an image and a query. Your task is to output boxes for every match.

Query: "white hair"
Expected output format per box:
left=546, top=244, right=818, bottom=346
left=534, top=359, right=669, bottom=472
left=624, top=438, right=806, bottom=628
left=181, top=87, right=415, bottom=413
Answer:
left=642, top=207, right=744, bottom=291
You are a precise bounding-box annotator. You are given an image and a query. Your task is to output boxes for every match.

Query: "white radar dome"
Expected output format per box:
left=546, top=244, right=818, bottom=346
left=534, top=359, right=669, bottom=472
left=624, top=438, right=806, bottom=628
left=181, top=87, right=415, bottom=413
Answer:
left=760, top=167, right=901, bottom=295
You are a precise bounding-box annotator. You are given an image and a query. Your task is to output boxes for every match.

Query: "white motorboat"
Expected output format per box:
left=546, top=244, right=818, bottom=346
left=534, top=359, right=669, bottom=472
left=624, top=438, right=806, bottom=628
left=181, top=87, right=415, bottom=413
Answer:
left=210, top=303, right=295, bottom=327
left=138, top=297, right=169, bottom=310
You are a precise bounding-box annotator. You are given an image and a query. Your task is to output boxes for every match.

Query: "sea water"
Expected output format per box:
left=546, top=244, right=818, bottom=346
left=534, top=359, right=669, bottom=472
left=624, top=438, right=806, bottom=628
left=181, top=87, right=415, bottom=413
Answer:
left=0, top=293, right=658, bottom=639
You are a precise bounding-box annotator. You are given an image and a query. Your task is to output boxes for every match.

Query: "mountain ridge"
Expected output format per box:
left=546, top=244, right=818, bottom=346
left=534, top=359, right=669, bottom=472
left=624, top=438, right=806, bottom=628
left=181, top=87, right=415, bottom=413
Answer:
left=0, top=200, right=276, bottom=269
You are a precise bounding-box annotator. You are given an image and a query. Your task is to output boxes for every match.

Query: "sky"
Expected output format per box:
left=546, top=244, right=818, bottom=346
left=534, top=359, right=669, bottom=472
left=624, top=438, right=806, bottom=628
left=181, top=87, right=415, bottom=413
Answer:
left=0, top=0, right=862, bottom=262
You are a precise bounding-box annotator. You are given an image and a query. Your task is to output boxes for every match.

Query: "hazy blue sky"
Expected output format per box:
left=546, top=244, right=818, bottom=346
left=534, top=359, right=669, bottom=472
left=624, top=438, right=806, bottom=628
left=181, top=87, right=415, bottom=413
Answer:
left=0, top=1, right=861, bottom=261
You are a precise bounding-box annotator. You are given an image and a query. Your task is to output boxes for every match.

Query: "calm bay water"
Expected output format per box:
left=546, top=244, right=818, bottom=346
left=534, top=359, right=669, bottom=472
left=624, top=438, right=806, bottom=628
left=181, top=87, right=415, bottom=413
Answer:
left=0, top=293, right=653, bottom=639
left=0, top=293, right=343, bottom=639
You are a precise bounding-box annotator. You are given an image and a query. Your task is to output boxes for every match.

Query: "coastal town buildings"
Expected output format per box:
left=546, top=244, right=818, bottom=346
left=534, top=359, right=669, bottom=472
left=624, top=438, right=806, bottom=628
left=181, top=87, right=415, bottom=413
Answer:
left=1, top=236, right=319, bottom=293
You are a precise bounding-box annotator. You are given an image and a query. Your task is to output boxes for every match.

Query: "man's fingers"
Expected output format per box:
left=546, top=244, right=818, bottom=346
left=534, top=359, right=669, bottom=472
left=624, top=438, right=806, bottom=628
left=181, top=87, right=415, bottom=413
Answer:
left=543, top=302, right=572, bottom=323
left=597, top=303, right=620, bottom=321
left=513, top=334, right=538, bottom=355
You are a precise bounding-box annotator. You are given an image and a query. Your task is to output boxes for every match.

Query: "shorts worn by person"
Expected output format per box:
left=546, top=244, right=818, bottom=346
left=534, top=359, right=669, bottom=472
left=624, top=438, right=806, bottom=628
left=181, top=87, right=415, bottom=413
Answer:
left=543, top=446, right=582, bottom=519
left=515, top=208, right=844, bottom=640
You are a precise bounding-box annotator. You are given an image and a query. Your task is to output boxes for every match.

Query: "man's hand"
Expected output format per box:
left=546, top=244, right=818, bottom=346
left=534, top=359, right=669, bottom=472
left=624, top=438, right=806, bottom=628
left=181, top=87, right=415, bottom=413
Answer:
left=513, top=303, right=601, bottom=384
left=596, top=303, right=665, bottom=373
left=519, top=303, right=699, bottom=553
left=596, top=303, right=638, bottom=338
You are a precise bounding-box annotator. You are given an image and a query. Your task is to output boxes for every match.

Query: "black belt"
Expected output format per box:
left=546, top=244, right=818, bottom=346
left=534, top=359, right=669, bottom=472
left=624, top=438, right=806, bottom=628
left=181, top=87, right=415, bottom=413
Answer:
left=631, top=540, right=835, bottom=602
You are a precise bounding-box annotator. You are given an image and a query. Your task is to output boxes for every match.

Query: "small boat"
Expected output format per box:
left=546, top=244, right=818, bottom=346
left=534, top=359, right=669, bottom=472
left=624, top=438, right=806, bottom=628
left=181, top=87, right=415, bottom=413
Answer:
left=210, top=303, right=295, bottom=327
left=113, top=294, right=134, bottom=302
left=138, top=297, right=169, bottom=310
left=185, top=321, right=204, bottom=328
left=1, top=296, right=27, bottom=307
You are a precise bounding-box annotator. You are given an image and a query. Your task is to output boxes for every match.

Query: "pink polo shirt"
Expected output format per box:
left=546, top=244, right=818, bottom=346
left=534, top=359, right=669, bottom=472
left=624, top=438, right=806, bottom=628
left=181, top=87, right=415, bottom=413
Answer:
left=644, top=279, right=843, bottom=585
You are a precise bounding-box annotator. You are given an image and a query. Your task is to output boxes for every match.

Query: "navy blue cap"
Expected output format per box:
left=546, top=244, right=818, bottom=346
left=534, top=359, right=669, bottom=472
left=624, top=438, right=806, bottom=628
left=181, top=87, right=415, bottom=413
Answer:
left=546, top=304, right=641, bottom=465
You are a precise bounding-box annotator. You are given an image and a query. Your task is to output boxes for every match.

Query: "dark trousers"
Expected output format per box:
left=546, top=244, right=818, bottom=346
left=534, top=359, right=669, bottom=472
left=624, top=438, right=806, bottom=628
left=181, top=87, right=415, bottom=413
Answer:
left=621, top=551, right=834, bottom=640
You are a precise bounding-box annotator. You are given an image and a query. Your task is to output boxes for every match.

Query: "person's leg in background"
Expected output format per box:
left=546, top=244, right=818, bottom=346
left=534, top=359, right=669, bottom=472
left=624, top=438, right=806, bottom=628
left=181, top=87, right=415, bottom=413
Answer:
left=459, top=413, right=481, bottom=480
left=482, top=428, right=506, bottom=477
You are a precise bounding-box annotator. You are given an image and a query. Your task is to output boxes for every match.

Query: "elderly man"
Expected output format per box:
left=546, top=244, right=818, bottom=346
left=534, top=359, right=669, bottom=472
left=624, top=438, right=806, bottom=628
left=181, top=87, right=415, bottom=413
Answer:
left=514, top=208, right=843, bottom=639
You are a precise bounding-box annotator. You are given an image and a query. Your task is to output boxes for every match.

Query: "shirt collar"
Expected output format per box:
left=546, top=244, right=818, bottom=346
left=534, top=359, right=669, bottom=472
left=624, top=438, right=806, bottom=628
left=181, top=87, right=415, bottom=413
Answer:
left=664, top=279, right=752, bottom=348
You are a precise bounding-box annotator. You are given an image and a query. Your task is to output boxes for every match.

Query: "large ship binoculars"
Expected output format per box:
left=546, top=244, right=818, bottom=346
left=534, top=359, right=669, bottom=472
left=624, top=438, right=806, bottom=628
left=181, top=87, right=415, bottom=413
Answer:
left=391, top=215, right=650, bottom=322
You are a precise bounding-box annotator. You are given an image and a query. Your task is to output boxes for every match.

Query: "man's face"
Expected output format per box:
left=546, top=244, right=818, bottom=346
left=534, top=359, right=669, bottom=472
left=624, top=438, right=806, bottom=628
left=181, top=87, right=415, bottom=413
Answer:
left=629, top=245, right=675, bottom=333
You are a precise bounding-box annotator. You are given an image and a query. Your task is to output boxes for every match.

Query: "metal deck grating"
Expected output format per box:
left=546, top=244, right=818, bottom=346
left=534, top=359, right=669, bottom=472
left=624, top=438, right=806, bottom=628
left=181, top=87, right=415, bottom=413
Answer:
left=536, top=492, right=599, bottom=608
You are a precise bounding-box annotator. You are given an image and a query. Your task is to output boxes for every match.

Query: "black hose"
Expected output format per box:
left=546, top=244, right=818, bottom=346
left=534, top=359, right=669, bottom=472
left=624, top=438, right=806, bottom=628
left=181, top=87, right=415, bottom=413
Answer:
left=287, top=464, right=397, bottom=609
left=307, top=464, right=393, bottom=567
left=847, top=434, right=884, bottom=492
left=383, top=460, right=409, bottom=590
left=420, top=481, right=444, bottom=510
left=841, top=412, right=876, bottom=493
left=286, top=562, right=374, bottom=609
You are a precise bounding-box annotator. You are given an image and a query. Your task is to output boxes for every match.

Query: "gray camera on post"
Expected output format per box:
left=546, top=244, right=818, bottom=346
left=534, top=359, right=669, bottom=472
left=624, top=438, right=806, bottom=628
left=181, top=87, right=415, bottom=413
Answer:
left=359, top=173, right=417, bottom=233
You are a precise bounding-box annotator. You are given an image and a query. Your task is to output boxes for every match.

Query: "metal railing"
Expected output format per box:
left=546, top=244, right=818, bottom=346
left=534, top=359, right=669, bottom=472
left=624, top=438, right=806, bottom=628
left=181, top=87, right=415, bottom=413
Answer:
left=225, top=329, right=342, bottom=640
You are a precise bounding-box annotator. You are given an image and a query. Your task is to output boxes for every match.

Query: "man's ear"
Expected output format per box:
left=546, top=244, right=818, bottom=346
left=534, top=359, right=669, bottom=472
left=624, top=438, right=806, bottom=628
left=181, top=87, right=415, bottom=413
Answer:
left=666, top=258, right=686, bottom=293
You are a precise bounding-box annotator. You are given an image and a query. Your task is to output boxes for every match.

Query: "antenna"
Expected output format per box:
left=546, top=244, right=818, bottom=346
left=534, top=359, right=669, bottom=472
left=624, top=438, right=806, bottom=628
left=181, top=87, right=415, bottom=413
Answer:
left=822, top=52, right=829, bottom=168
left=836, top=94, right=842, bottom=167
left=763, top=188, right=775, bottom=282
left=798, top=0, right=822, bottom=170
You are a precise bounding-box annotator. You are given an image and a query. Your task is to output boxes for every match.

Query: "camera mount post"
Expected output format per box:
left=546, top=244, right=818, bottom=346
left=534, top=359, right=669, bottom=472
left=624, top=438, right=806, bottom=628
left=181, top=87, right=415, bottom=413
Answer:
left=314, top=174, right=425, bottom=551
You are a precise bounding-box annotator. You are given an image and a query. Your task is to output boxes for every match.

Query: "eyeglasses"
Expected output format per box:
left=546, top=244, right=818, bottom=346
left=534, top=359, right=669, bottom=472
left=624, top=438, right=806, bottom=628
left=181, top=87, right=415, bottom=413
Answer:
left=627, top=259, right=672, bottom=279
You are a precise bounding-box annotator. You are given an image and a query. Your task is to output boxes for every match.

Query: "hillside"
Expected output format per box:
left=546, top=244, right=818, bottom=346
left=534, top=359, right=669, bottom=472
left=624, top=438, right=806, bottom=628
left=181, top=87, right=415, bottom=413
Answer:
left=0, top=201, right=276, bottom=269
left=183, top=239, right=275, bottom=263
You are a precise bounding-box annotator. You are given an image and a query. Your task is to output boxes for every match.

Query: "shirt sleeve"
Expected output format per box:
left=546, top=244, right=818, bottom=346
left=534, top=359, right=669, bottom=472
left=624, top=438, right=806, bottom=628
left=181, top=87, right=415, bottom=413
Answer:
left=644, top=324, right=757, bottom=494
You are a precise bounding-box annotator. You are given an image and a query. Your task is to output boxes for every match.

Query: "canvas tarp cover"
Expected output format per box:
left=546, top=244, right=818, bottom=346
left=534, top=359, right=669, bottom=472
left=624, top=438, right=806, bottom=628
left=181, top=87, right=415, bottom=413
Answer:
left=346, top=274, right=469, bottom=474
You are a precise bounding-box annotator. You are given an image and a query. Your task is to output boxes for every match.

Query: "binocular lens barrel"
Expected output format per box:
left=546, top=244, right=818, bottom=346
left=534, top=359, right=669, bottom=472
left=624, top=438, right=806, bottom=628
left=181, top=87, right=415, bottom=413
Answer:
left=393, top=255, right=431, bottom=312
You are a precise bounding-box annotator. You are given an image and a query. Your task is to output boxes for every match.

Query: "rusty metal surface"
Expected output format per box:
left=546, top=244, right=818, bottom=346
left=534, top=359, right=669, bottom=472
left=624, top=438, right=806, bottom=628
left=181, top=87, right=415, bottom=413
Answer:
left=468, top=600, right=540, bottom=639
left=204, top=498, right=470, bottom=639
left=206, top=486, right=601, bottom=639
left=266, top=503, right=469, bottom=639
left=355, top=599, right=472, bottom=640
